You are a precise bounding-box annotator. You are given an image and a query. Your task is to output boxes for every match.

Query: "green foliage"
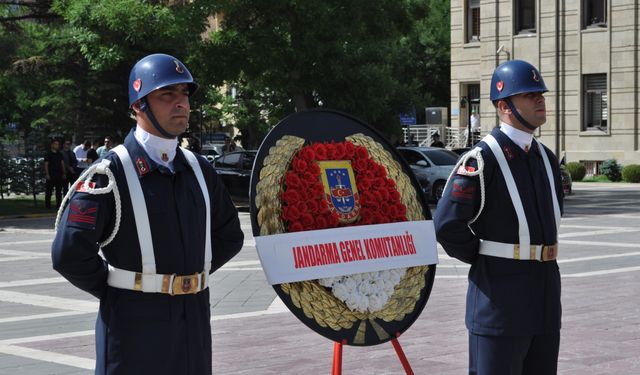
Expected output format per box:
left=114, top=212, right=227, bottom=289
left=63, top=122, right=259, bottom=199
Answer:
left=0, top=195, right=50, bottom=216
left=566, top=162, right=586, bottom=181
left=0, top=142, right=9, bottom=198
left=622, top=164, right=640, bottom=183
left=2, top=0, right=451, bottom=148
left=582, top=174, right=610, bottom=182
left=600, top=159, right=622, bottom=182
left=203, top=0, right=450, bottom=139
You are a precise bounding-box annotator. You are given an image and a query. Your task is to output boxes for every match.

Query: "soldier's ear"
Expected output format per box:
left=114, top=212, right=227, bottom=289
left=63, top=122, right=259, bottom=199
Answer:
left=132, top=100, right=145, bottom=115
left=496, top=100, right=511, bottom=115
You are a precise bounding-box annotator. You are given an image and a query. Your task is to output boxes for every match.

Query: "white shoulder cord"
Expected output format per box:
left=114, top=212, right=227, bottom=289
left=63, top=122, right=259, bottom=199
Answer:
left=54, top=158, right=123, bottom=248
left=442, top=146, right=486, bottom=225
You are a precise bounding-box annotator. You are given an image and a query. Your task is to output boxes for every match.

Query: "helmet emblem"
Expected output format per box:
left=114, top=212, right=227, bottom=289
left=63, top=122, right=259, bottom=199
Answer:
left=532, top=69, right=540, bottom=82
left=174, top=60, right=184, bottom=74
left=496, top=80, right=504, bottom=92
left=133, top=79, right=142, bottom=92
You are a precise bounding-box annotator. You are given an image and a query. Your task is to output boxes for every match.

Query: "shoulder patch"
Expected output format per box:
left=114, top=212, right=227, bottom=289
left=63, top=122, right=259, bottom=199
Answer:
left=457, top=165, right=476, bottom=175
left=67, top=200, right=99, bottom=230
left=75, top=181, right=96, bottom=192
left=450, top=177, right=476, bottom=204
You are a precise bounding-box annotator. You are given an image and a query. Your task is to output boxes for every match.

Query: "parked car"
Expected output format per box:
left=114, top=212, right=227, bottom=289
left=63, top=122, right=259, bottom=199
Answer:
left=451, top=147, right=471, bottom=156
left=560, top=165, right=572, bottom=195
left=201, top=143, right=223, bottom=163
left=396, top=147, right=460, bottom=202
left=213, top=150, right=256, bottom=205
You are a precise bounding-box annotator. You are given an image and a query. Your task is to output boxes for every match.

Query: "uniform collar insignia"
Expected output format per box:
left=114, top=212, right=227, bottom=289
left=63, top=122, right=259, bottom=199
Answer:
left=136, top=157, right=150, bottom=175
left=502, top=146, right=515, bottom=161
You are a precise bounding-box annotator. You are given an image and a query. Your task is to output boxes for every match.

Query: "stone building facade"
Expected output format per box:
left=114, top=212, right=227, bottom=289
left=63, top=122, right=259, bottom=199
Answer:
left=450, top=0, right=639, bottom=168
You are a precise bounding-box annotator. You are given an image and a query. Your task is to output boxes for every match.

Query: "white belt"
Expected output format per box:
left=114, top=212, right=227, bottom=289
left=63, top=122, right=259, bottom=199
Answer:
left=107, top=265, right=209, bottom=295
left=479, top=240, right=558, bottom=262
left=108, top=146, right=212, bottom=294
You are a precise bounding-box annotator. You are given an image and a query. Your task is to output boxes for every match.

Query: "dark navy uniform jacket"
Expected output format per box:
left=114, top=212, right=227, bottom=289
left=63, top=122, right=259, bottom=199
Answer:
left=52, top=129, right=244, bottom=375
left=434, top=127, right=563, bottom=336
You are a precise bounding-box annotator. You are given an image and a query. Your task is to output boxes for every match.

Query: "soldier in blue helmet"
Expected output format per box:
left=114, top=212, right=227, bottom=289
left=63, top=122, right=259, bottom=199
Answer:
left=434, top=59, right=564, bottom=375
left=51, top=54, right=244, bottom=374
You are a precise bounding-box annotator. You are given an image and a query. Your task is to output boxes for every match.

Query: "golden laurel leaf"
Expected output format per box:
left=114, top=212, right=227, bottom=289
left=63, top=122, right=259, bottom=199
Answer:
left=255, top=135, right=305, bottom=236
left=257, top=133, right=431, bottom=338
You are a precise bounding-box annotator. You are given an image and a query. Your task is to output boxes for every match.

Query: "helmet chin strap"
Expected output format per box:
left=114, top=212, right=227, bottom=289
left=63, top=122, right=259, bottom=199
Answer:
left=141, top=98, right=175, bottom=139
left=505, top=98, right=537, bottom=132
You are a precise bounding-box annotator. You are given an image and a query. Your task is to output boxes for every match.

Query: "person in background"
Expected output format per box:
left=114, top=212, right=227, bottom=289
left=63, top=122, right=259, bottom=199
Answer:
left=430, top=133, right=445, bottom=148
left=61, top=140, right=78, bottom=194
left=44, top=139, right=66, bottom=209
left=52, top=53, right=244, bottom=375
left=86, top=140, right=99, bottom=164
left=222, top=135, right=236, bottom=154
left=434, top=59, right=563, bottom=375
left=96, top=136, right=114, bottom=158
left=73, top=140, right=92, bottom=176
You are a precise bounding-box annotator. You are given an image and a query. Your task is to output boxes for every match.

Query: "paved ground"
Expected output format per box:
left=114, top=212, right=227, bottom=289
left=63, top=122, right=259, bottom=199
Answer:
left=0, top=182, right=639, bottom=374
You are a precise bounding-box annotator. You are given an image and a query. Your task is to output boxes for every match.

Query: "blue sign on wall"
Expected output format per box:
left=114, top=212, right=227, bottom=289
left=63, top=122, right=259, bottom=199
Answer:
left=399, top=108, right=417, bottom=126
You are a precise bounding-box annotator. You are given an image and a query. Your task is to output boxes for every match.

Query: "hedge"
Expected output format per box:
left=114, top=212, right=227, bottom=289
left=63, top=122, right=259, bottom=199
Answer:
left=622, top=164, right=640, bottom=183
left=566, top=162, right=586, bottom=182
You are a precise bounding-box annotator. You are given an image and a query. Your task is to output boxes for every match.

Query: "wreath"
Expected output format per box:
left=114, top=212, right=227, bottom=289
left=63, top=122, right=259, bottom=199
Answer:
left=255, top=133, right=430, bottom=345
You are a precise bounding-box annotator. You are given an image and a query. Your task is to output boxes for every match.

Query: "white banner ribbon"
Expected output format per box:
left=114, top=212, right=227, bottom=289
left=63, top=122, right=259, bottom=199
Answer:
left=256, top=220, right=438, bottom=285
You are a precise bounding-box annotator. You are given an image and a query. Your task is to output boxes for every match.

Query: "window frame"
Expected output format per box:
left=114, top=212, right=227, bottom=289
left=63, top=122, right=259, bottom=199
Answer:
left=582, top=74, right=608, bottom=132
left=465, top=0, right=481, bottom=43
left=583, top=0, right=607, bottom=29
left=514, top=0, right=536, bottom=35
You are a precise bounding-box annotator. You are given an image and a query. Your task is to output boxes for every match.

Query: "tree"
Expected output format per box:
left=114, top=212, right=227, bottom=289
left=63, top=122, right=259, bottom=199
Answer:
left=0, top=0, right=215, bottom=141
left=202, top=0, right=450, bottom=139
left=1, top=0, right=452, bottom=149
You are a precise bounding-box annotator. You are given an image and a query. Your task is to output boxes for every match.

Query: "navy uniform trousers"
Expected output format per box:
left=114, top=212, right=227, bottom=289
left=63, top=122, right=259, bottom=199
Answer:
left=434, top=128, right=564, bottom=375
left=52, top=130, right=244, bottom=374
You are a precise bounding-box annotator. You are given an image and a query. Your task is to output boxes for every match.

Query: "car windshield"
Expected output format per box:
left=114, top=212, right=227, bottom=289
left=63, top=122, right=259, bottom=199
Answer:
left=423, top=149, right=459, bottom=165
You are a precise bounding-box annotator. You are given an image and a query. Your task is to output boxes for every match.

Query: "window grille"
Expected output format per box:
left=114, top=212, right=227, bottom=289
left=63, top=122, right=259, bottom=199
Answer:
left=583, top=74, right=608, bottom=130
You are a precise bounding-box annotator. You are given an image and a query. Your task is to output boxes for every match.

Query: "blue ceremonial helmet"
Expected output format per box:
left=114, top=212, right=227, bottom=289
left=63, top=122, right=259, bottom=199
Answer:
left=490, top=60, right=548, bottom=103
left=128, top=54, right=199, bottom=138
left=128, top=53, right=199, bottom=107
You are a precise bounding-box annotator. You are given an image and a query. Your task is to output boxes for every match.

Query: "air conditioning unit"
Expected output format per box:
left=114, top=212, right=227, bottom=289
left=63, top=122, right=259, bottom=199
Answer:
left=425, top=107, right=448, bottom=126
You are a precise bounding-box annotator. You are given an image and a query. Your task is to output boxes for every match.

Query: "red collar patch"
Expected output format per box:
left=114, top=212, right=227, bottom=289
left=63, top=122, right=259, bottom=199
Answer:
left=136, top=157, right=150, bottom=175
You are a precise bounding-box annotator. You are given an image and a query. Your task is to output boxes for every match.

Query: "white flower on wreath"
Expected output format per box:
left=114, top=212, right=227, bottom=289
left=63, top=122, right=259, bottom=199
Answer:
left=318, top=268, right=407, bottom=313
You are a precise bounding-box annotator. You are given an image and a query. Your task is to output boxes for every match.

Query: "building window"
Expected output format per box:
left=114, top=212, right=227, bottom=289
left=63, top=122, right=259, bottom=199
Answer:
left=466, top=0, right=480, bottom=42
left=583, top=0, right=607, bottom=28
left=583, top=74, right=608, bottom=131
left=515, top=0, right=536, bottom=34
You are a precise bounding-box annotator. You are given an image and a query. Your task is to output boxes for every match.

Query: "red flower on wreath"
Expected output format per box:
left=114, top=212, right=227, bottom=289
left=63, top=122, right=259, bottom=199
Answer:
left=281, top=141, right=408, bottom=232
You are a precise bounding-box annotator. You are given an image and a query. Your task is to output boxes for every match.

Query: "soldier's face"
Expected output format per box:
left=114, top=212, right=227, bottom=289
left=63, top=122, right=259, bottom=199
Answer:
left=510, top=92, right=546, bottom=129
left=144, top=84, right=191, bottom=137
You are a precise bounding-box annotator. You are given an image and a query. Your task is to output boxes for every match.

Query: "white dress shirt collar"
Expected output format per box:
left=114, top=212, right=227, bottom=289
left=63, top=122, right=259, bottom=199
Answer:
left=134, top=126, right=178, bottom=171
left=499, top=122, right=534, bottom=152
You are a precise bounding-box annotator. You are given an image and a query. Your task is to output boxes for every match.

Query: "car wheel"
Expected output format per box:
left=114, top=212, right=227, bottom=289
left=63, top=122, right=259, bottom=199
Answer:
left=432, top=180, right=445, bottom=202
